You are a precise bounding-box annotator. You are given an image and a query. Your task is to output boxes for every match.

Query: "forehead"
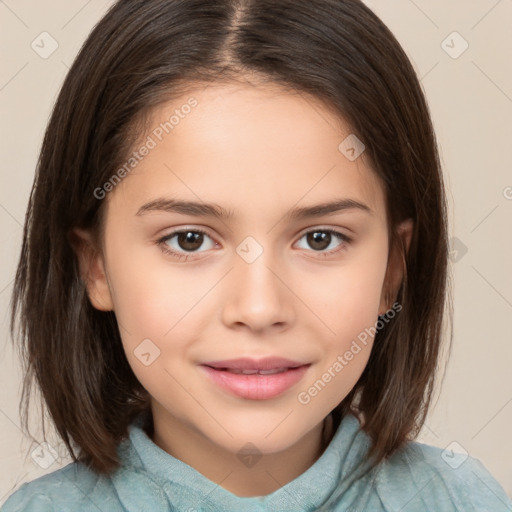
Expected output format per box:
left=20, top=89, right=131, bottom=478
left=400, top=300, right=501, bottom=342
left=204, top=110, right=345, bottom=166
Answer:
left=105, top=82, right=386, bottom=221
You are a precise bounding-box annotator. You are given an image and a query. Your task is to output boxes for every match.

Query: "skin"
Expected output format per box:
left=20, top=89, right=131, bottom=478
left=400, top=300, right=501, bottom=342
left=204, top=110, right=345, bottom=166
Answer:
left=73, top=81, right=412, bottom=497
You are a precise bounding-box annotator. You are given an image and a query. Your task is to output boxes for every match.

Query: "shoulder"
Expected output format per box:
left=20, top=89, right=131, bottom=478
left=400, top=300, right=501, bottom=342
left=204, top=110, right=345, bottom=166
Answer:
left=374, top=440, right=512, bottom=511
left=1, top=462, right=121, bottom=512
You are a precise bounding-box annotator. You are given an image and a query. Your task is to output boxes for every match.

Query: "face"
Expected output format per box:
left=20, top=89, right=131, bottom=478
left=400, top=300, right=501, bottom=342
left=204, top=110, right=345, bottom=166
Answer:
left=75, top=82, right=411, bottom=457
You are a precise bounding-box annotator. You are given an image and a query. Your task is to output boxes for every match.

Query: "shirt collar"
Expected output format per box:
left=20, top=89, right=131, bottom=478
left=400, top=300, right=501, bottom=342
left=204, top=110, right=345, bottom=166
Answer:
left=110, top=411, right=376, bottom=511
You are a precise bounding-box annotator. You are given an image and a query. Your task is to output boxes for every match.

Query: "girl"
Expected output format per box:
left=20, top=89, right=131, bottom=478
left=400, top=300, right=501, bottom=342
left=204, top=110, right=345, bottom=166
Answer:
left=3, top=0, right=511, bottom=510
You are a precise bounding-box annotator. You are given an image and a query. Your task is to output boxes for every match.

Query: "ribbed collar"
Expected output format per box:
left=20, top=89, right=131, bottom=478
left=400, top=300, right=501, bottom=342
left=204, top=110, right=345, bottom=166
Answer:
left=109, top=412, right=378, bottom=512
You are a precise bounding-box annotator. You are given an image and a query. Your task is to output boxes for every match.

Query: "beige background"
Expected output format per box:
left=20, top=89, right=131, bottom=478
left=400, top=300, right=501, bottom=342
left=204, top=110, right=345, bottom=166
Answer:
left=1, top=0, right=511, bottom=505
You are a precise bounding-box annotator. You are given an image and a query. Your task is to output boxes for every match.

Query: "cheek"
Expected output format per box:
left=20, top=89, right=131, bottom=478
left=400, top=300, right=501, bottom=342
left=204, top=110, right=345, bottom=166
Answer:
left=297, top=247, right=386, bottom=397
left=104, top=242, right=196, bottom=352
left=105, top=247, right=227, bottom=397
left=298, top=275, right=380, bottom=414
left=302, top=254, right=387, bottom=333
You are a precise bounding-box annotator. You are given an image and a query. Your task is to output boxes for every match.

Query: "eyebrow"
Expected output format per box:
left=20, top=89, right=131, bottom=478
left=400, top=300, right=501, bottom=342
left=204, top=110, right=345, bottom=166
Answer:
left=135, top=197, right=372, bottom=221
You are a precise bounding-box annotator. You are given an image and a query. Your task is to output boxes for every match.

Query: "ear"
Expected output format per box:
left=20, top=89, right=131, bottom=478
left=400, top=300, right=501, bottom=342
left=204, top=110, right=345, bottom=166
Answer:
left=379, top=218, right=413, bottom=315
left=69, top=227, right=114, bottom=311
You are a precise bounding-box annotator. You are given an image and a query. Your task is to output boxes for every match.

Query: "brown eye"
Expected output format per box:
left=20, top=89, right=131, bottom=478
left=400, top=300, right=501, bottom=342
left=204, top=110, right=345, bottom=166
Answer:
left=158, top=228, right=217, bottom=259
left=176, top=231, right=204, bottom=251
left=296, top=229, right=350, bottom=255
left=306, top=231, right=332, bottom=251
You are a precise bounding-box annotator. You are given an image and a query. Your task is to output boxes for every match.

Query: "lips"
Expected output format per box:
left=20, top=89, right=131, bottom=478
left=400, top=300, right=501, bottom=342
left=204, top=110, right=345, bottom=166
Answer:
left=201, top=357, right=307, bottom=371
left=199, top=357, right=312, bottom=400
left=220, top=368, right=289, bottom=375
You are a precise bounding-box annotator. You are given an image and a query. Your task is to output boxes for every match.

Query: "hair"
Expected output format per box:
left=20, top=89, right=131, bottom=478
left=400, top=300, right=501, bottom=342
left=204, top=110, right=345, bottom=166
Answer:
left=10, top=0, right=452, bottom=475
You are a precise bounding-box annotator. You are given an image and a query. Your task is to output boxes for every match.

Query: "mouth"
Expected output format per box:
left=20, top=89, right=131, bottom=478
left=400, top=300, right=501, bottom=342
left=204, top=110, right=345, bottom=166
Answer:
left=199, top=360, right=311, bottom=400
left=208, top=367, right=295, bottom=375
left=200, top=356, right=309, bottom=372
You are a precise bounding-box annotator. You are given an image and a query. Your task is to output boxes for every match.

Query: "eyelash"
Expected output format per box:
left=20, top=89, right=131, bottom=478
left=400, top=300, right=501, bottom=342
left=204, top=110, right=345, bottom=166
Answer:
left=156, top=227, right=352, bottom=262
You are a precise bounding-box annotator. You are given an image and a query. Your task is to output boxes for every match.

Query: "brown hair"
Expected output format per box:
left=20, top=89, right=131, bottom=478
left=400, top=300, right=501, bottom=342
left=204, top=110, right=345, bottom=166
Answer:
left=11, top=0, right=452, bottom=474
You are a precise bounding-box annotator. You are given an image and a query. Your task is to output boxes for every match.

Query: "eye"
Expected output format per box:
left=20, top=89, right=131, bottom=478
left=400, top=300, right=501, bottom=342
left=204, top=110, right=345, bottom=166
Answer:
left=295, top=228, right=351, bottom=256
left=157, top=228, right=217, bottom=261
left=156, top=227, right=352, bottom=262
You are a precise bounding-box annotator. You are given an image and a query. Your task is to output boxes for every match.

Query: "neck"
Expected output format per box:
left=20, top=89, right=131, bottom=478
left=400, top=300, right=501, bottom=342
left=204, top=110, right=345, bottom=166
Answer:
left=150, top=410, right=336, bottom=498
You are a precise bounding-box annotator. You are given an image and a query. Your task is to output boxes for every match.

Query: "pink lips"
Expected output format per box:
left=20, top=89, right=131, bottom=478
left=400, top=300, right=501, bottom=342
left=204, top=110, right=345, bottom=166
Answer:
left=202, top=357, right=307, bottom=371
left=199, top=357, right=311, bottom=400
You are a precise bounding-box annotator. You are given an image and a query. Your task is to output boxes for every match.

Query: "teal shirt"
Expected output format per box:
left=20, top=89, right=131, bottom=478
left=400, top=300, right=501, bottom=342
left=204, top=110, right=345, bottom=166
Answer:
left=2, top=413, right=511, bottom=511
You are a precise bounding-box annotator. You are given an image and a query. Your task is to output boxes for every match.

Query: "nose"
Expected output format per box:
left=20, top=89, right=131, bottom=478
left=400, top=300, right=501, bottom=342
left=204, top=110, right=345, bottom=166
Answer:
left=221, top=246, right=294, bottom=334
